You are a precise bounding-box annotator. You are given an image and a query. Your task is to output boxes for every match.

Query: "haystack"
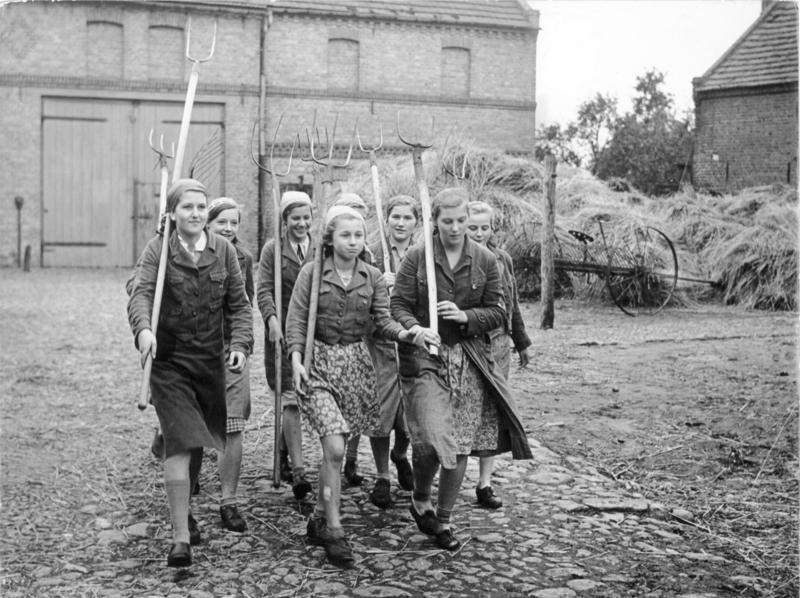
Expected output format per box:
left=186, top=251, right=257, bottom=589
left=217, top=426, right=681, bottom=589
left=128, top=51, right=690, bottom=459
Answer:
left=343, top=141, right=797, bottom=311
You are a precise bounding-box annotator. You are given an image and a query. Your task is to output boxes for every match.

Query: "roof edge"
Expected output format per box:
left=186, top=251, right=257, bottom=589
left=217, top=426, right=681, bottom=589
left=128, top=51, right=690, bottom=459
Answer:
left=52, top=0, right=540, bottom=31
left=694, top=2, right=780, bottom=85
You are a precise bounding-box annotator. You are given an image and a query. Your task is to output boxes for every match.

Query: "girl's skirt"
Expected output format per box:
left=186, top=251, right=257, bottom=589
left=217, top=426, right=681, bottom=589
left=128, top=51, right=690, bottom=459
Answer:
left=489, top=328, right=512, bottom=381
left=224, top=357, right=251, bottom=434
left=402, top=342, right=499, bottom=467
left=364, top=335, right=405, bottom=437
left=300, top=340, right=380, bottom=438
left=151, top=348, right=227, bottom=458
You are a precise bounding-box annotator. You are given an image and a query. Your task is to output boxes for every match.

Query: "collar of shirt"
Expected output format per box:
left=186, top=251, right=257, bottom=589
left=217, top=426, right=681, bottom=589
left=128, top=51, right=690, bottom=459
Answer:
left=388, top=240, right=408, bottom=260
left=294, top=237, right=309, bottom=257
left=321, top=255, right=369, bottom=290
left=177, top=231, right=207, bottom=253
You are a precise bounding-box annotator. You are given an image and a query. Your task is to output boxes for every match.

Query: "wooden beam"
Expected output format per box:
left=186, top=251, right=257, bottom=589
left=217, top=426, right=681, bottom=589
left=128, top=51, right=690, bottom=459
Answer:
left=540, top=153, right=557, bottom=329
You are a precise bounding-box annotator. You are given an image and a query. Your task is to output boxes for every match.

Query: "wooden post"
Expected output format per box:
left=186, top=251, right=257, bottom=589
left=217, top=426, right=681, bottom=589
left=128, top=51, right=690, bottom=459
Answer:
left=540, top=153, right=557, bottom=329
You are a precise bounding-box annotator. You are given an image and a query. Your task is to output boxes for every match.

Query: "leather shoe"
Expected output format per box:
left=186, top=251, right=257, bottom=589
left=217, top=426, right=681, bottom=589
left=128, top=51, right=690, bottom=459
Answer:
left=322, top=531, right=355, bottom=569
left=435, top=527, right=461, bottom=551
left=476, top=485, right=503, bottom=509
left=306, top=516, right=327, bottom=546
left=279, top=451, right=294, bottom=483
left=188, top=512, right=201, bottom=546
left=343, top=459, right=364, bottom=486
left=369, top=478, right=392, bottom=509
left=292, top=474, right=312, bottom=500
left=390, top=450, right=414, bottom=491
left=167, top=542, right=191, bottom=567
left=219, top=504, right=247, bottom=533
left=409, top=503, right=440, bottom=535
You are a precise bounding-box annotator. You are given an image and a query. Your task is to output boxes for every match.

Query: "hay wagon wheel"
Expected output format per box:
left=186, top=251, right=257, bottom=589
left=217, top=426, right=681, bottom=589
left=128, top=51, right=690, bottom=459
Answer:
left=600, top=224, right=678, bottom=316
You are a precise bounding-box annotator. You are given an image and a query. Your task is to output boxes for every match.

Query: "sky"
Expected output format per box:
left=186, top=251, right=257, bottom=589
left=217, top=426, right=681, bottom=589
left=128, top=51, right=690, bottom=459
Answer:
left=531, top=0, right=764, bottom=126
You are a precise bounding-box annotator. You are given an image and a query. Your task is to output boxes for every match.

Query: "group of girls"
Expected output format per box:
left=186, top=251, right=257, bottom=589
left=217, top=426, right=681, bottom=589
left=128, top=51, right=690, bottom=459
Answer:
left=127, top=176, right=532, bottom=570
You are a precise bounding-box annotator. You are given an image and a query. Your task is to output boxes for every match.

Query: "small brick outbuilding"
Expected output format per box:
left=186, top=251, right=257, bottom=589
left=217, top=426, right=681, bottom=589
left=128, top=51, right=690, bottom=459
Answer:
left=692, top=0, right=798, bottom=193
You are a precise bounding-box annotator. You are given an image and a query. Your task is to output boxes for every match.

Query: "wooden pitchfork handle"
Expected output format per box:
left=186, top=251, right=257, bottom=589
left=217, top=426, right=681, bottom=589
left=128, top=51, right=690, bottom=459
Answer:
left=269, top=177, right=283, bottom=487
left=409, top=149, right=439, bottom=357
left=138, top=19, right=215, bottom=410
left=368, top=150, right=392, bottom=275
left=137, top=168, right=171, bottom=410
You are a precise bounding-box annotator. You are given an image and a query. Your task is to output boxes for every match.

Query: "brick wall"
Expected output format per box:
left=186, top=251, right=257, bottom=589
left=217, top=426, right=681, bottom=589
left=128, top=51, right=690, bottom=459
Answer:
left=693, top=87, right=798, bottom=192
left=0, top=2, right=536, bottom=267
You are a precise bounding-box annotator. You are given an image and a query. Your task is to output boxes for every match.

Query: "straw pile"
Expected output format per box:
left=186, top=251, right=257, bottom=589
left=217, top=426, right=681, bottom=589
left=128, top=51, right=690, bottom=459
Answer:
left=343, top=142, right=797, bottom=311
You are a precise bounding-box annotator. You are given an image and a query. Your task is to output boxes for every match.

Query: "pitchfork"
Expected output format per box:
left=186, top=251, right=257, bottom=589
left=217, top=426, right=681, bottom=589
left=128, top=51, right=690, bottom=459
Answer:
left=301, top=113, right=355, bottom=377
left=138, top=18, right=216, bottom=410
left=397, top=112, right=438, bottom=356
left=249, top=113, right=296, bottom=487
left=148, top=130, right=175, bottom=225
left=441, top=131, right=470, bottom=183
left=356, top=118, right=391, bottom=274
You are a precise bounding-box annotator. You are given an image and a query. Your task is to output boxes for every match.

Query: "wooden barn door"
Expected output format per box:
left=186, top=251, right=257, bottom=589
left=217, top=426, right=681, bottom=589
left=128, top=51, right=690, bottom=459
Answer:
left=42, top=98, right=224, bottom=267
left=42, top=98, right=133, bottom=267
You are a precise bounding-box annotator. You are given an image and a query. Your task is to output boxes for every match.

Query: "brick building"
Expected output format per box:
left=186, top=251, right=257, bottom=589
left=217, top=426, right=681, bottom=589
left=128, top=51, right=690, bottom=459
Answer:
left=0, top=0, right=538, bottom=267
left=692, top=0, right=798, bottom=193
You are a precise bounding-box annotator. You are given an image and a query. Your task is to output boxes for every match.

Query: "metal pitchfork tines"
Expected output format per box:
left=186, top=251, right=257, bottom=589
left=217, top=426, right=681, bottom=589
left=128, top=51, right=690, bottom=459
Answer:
left=397, top=111, right=439, bottom=356
left=249, top=113, right=298, bottom=177
left=185, top=17, right=218, bottom=64
left=147, top=129, right=175, bottom=233
left=301, top=112, right=355, bottom=385
left=356, top=117, right=392, bottom=274
left=306, top=112, right=355, bottom=187
left=441, top=131, right=470, bottom=182
left=171, top=18, right=218, bottom=180
left=148, top=129, right=175, bottom=167
left=249, top=112, right=296, bottom=488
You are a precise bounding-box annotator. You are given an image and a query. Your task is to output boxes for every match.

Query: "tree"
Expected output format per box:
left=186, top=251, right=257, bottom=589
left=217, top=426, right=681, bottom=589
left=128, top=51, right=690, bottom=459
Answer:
left=572, top=93, right=618, bottom=172
left=593, top=69, right=694, bottom=195
left=534, top=122, right=582, bottom=167
left=632, top=69, right=673, bottom=120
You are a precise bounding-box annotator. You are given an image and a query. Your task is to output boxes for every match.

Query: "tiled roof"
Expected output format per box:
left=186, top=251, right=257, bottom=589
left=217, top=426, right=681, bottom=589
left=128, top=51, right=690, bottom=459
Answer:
left=695, top=1, right=798, bottom=92
left=112, top=0, right=539, bottom=30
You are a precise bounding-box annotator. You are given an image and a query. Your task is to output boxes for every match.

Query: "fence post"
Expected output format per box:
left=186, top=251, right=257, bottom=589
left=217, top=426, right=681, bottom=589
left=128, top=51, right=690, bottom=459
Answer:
left=540, top=154, right=557, bottom=329
left=14, top=196, right=24, bottom=268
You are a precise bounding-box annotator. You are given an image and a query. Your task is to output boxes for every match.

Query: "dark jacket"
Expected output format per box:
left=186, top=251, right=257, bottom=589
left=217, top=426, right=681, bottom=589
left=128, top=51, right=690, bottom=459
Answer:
left=256, top=236, right=312, bottom=327
left=233, top=239, right=255, bottom=305
left=127, top=230, right=253, bottom=357
left=492, top=246, right=531, bottom=352
left=390, top=233, right=531, bottom=462
left=285, top=256, right=404, bottom=356
left=256, top=236, right=313, bottom=388
left=390, top=232, right=506, bottom=349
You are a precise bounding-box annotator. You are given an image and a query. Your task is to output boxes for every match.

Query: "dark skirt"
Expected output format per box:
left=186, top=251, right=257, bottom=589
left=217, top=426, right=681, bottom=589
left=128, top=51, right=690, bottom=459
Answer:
left=151, top=347, right=227, bottom=458
left=364, top=335, right=405, bottom=437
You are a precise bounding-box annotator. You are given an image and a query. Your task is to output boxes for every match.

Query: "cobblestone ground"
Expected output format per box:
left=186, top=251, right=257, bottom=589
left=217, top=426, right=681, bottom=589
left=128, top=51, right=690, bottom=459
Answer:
left=1, top=269, right=796, bottom=597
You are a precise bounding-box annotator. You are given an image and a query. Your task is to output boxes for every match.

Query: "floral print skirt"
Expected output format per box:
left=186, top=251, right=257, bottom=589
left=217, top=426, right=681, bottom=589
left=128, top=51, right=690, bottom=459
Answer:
left=441, top=342, right=500, bottom=454
left=300, top=340, right=380, bottom=438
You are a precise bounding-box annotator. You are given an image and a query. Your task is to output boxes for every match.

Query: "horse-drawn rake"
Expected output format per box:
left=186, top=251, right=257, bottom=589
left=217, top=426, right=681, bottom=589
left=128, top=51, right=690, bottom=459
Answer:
left=546, top=220, right=679, bottom=316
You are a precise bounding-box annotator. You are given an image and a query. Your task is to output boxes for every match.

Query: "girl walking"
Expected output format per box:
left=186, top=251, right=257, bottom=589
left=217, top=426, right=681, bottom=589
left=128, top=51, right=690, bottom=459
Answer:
left=205, top=197, right=254, bottom=531
left=390, top=187, right=532, bottom=551
left=465, top=200, right=531, bottom=510
left=285, top=206, right=435, bottom=568
left=257, top=191, right=314, bottom=500
left=364, top=194, right=419, bottom=507
left=128, top=179, right=253, bottom=567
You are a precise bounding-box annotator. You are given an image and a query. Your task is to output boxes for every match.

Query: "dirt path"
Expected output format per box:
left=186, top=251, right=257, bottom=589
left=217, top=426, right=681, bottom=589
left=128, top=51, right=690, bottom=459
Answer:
left=1, top=269, right=796, bottom=597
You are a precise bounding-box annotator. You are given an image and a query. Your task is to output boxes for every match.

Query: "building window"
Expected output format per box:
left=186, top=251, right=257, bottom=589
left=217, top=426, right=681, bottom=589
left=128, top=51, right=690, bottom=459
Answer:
left=87, top=21, right=123, bottom=78
left=441, top=46, right=470, bottom=98
left=148, top=25, right=184, bottom=80
left=327, top=38, right=359, bottom=91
